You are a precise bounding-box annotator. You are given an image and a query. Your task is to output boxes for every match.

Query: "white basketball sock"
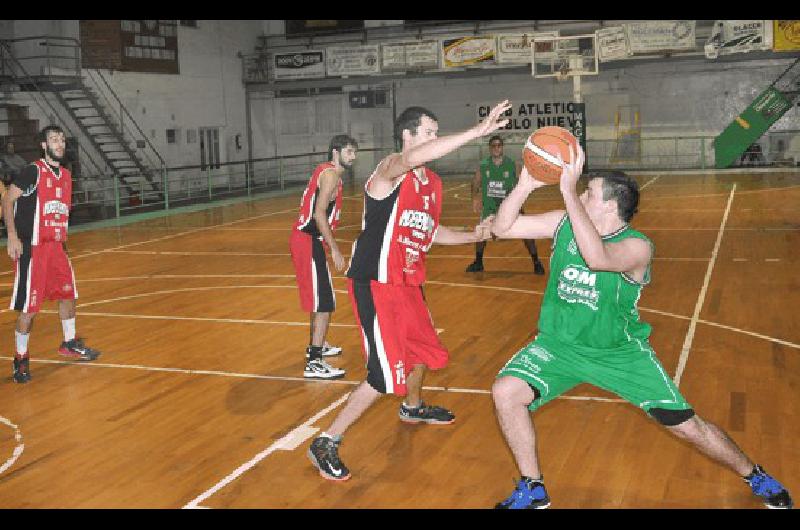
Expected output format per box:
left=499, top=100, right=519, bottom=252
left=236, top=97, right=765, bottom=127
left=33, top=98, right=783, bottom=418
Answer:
left=61, top=318, right=76, bottom=342
left=15, top=331, right=29, bottom=356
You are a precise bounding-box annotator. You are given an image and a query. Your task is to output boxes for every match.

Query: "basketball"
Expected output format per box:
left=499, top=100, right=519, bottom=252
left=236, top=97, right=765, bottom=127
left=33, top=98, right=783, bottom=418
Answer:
left=522, top=126, right=579, bottom=184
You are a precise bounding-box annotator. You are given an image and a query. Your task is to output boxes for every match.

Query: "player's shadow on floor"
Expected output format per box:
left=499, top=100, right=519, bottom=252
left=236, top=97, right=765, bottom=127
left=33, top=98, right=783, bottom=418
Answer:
left=225, top=378, right=306, bottom=416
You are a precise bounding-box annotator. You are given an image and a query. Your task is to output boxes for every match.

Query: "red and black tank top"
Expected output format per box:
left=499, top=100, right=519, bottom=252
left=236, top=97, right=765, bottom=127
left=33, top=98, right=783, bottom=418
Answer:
left=13, top=159, right=72, bottom=244
left=346, top=166, right=442, bottom=286
left=293, top=162, right=343, bottom=239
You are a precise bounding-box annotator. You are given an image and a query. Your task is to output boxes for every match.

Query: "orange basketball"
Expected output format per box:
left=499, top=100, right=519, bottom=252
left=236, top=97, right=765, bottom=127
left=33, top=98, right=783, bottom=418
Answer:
left=522, top=126, right=579, bottom=184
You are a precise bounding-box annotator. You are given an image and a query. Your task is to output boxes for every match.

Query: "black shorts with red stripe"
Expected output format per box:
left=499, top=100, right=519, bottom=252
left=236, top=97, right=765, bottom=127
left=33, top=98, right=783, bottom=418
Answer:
left=289, top=230, right=335, bottom=313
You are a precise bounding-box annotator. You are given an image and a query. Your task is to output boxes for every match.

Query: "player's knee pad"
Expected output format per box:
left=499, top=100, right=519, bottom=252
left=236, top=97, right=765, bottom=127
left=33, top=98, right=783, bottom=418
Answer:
left=648, top=407, right=695, bottom=426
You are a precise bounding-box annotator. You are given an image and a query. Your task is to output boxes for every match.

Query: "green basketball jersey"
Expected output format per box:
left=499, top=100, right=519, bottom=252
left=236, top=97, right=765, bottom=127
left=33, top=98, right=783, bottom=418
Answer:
left=480, top=156, right=517, bottom=211
left=538, top=215, right=654, bottom=350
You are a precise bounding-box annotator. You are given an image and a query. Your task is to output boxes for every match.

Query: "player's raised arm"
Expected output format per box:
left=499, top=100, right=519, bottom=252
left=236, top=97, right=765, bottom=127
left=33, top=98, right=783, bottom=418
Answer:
left=372, top=100, right=512, bottom=190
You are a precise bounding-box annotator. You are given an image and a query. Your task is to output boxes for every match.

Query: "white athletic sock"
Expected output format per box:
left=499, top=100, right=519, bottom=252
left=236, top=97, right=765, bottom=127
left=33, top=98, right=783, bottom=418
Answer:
left=15, top=331, right=29, bottom=357
left=320, top=431, right=342, bottom=442
left=61, top=318, right=76, bottom=342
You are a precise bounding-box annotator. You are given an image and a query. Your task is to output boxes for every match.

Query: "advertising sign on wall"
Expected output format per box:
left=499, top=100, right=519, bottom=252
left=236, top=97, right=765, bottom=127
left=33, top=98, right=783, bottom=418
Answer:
left=596, top=26, right=632, bottom=62
left=496, top=32, right=558, bottom=64
left=326, top=45, right=380, bottom=77
left=626, top=21, right=696, bottom=53
left=381, top=40, right=439, bottom=70
left=442, top=36, right=496, bottom=67
left=273, top=50, right=326, bottom=80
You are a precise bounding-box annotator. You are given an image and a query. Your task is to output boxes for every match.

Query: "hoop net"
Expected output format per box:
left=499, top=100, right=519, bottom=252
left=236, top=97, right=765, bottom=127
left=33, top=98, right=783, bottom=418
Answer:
left=554, top=64, right=571, bottom=82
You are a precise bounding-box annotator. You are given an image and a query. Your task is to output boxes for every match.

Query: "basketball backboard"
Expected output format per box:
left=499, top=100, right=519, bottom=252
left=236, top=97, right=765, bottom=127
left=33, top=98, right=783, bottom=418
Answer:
left=531, top=34, right=599, bottom=79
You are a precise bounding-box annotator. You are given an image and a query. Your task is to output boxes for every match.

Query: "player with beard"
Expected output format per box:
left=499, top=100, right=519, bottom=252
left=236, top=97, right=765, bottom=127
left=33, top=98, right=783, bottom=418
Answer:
left=290, top=134, right=358, bottom=379
left=2, top=125, right=101, bottom=384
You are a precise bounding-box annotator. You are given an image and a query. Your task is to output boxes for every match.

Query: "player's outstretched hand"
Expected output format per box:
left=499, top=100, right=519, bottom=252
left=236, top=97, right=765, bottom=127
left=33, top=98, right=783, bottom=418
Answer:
left=473, top=100, right=512, bottom=138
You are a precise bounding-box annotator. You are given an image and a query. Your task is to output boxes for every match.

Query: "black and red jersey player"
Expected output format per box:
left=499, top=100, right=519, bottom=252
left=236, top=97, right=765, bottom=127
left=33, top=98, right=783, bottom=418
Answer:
left=289, top=134, right=357, bottom=380
left=306, top=101, right=512, bottom=482
left=2, top=125, right=100, bottom=384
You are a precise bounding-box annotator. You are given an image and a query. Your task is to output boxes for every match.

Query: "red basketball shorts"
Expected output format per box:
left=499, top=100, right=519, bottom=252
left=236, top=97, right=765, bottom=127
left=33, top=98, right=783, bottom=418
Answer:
left=11, top=240, right=78, bottom=313
left=289, top=230, right=335, bottom=313
left=347, top=278, right=449, bottom=396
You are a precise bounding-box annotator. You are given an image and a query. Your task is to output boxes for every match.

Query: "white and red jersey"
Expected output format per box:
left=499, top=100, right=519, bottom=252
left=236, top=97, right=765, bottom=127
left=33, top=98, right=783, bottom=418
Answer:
left=293, top=162, right=343, bottom=240
left=347, top=166, right=442, bottom=287
left=12, top=159, right=72, bottom=245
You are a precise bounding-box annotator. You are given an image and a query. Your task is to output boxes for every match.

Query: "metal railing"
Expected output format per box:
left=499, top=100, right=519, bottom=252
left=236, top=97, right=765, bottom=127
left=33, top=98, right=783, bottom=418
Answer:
left=68, top=147, right=393, bottom=225
left=83, top=68, right=165, bottom=172
left=0, top=38, right=107, bottom=176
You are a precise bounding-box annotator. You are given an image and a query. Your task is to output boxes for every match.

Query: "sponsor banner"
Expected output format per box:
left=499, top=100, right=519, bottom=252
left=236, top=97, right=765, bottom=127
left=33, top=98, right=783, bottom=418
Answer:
left=273, top=50, right=325, bottom=80
left=496, top=32, right=558, bottom=64
left=596, top=26, right=631, bottom=62
left=773, top=20, right=800, bottom=51
left=626, top=21, right=696, bottom=53
left=714, top=86, right=794, bottom=168
left=326, top=45, right=380, bottom=77
left=381, top=40, right=439, bottom=70
left=705, top=20, right=772, bottom=59
left=476, top=101, right=584, bottom=132
left=442, top=36, right=496, bottom=67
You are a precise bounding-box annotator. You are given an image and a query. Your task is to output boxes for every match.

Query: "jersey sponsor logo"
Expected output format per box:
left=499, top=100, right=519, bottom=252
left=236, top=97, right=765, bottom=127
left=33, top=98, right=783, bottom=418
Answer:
left=44, top=219, right=69, bottom=229
left=43, top=200, right=69, bottom=216
left=525, top=344, right=554, bottom=362
left=404, top=247, right=420, bottom=272
left=20, top=183, right=37, bottom=196
left=398, top=209, right=435, bottom=233
left=394, top=360, right=406, bottom=385
left=557, top=264, right=600, bottom=310
left=567, top=239, right=578, bottom=255
left=487, top=181, right=507, bottom=198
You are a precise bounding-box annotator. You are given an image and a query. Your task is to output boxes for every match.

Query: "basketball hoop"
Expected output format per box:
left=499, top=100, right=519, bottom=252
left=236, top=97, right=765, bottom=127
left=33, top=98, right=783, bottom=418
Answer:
left=554, top=64, right=571, bottom=82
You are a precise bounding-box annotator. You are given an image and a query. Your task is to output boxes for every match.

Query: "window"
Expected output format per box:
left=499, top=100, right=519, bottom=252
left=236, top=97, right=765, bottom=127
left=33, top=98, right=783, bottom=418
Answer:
left=120, top=20, right=179, bottom=73
left=186, top=129, right=197, bottom=144
left=166, top=129, right=177, bottom=144
left=315, top=97, right=343, bottom=134
left=199, top=127, right=220, bottom=170
left=179, top=20, right=198, bottom=28
left=279, top=100, right=311, bottom=135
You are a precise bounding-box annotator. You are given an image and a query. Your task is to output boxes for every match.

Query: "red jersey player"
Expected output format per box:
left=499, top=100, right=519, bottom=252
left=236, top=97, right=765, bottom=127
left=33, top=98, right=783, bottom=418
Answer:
left=2, top=125, right=100, bottom=384
left=307, top=101, right=511, bottom=481
left=290, top=134, right=357, bottom=379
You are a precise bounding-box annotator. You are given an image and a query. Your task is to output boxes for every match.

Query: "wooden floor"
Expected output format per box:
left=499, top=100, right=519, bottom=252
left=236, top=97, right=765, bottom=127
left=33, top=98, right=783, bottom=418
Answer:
left=0, top=171, right=797, bottom=508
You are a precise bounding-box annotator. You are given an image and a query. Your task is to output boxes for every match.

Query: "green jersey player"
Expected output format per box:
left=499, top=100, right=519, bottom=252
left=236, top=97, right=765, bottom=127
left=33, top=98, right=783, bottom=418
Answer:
left=466, top=135, right=544, bottom=275
left=488, top=143, right=792, bottom=510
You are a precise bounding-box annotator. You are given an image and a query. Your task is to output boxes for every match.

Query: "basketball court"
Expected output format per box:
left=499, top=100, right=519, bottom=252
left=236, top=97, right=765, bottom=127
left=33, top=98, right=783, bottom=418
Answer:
left=0, top=167, right=797, bottom=508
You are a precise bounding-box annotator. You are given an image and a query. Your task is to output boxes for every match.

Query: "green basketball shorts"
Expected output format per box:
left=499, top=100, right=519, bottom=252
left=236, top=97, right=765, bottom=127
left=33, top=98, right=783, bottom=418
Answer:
left=496, top=334, right=691, bottom=413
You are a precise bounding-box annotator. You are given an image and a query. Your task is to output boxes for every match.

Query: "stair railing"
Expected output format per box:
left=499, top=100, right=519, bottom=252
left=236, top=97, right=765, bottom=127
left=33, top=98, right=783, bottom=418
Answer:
left=0, top=38, right=106, bottom=177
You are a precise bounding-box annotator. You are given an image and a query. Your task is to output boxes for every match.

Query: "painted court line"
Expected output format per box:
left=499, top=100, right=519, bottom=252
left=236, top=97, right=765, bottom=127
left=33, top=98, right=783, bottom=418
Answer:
left=673, top=184, right=736, bottom=387
left=182, top=392, right=351, bottom=509
left=640, top=176, right=660, bottom=189
left=0, top=415, right=25, bottom=477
